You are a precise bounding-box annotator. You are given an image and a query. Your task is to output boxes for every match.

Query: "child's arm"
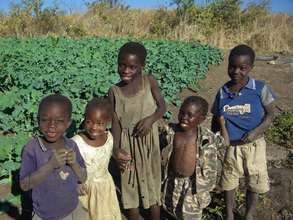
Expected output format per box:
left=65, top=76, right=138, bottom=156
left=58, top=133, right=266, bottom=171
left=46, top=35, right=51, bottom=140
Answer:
left=108, top=88, right=121, bottom=150
left=242, top=103, right=275, bottom=143
left=77, top=183, right=87, bottom=195
left=66, top=149, right=87, bottom=183
left=218, top=116, right=230, bottom=146
left=211, top=91, right=230, bottom=146
left=20, top=149, right=67, bottom=191
left=108, top=88, right=131, bottom=170
left=134, top=75, right=166, bottom=137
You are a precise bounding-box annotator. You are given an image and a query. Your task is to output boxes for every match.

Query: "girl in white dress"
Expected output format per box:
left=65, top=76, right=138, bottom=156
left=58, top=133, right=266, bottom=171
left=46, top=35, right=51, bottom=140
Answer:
left=72, top=97, right=121, bottom=220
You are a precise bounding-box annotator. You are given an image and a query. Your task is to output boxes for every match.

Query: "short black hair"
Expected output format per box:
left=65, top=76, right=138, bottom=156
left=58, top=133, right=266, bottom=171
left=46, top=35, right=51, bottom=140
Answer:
left=181, top=96, right=209, bottom=117
left=38, top=94, right=72, bottom=119
left=118, top=42, right=147, bottom=64
left=85, top=97, right=112, bottom=118
left=229, top=44, right=255, bottom=65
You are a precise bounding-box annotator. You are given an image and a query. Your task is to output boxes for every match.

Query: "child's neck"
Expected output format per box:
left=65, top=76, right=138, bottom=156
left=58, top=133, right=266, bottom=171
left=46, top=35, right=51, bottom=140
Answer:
left=229, top=77, right=249, bottom=93
left=80, top=132, right=107, bottom=148
left=41, top=137, right=65, bottom=150
left=120, top=74, right=143, bottom=96
left=179, top=125, right=198, bottom=137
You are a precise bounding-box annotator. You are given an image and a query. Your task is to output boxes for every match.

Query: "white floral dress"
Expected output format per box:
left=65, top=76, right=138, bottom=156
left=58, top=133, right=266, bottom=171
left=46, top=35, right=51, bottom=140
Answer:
left=72, top=133, right=121, bottom=220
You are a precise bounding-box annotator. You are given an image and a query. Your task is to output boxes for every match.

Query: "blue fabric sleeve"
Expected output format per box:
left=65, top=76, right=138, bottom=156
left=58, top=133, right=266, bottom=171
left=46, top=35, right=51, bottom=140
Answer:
left=19, top=145, right=36, bottom=180
left=73, top=143, right=85, bottom=168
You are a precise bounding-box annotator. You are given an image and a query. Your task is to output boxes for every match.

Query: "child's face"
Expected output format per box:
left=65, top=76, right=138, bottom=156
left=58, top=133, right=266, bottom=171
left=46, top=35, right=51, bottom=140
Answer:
left=38, top=104, right=71, bottom=143
left=84, top=108, right=110, bottom=140
left=178, top=103, right=205, bottom=131
left=118, top=53, right=144, bottom=84
left=228, top=55, right=252, bottom=84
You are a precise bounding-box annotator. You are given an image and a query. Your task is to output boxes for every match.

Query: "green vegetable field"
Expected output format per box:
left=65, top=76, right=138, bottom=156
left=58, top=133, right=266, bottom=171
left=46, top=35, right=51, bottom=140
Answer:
left=0, top=37, right=223, bottom=204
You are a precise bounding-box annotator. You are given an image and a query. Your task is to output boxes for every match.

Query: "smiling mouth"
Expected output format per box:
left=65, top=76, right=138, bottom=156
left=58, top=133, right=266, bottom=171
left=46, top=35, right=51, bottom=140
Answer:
left=230, top=76, right=240, bottom=81
left=88, top=131, right=104, bottom=137
left=180, top=122, right=188, bottom=127
left=46, top=132, right=57, bottom=138
left=121, top=75, right=131, bottom=80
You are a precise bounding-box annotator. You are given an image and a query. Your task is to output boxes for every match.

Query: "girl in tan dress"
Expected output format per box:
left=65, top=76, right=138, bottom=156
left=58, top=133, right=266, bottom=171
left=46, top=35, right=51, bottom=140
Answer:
left=108, top=42, right=166, bottom=220
left=72, top=97, right=121, bottom=220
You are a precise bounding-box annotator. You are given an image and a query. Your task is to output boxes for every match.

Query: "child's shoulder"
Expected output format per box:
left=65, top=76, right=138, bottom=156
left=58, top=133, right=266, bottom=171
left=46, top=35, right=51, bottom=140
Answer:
left=23, top=137, right=39, bottom=153
left=161, top=122, right=179, bottom=135
left=71, top=133, right=82, bottom=142
left=64, top=137, right=79, bottom=149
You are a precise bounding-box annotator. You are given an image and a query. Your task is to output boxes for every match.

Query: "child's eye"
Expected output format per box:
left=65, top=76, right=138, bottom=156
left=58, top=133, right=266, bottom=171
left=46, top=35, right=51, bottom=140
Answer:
left=240, top=66, right=248, bottom=71
left=130, top=66, right=137, bottom=71
left=119, top=64, right=126, bottom=68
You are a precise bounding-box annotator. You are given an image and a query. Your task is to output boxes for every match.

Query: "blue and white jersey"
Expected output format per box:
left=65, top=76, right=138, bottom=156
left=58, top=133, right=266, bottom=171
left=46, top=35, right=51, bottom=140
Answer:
left=212, top=77, right=276, bottom=141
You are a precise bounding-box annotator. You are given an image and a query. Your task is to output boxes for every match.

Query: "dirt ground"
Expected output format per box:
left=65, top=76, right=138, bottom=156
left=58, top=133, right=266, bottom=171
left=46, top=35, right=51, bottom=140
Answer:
left=1, top=53, right=292, bottom=220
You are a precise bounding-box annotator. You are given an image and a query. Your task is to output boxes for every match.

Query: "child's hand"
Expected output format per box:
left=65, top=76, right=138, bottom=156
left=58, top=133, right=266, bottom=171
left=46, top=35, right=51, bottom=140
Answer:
left=242, top=131, right=258, bottom=143
left=133, top=116, right=154, bottom=137
left=49, top=149, right=67, bottom=169
left=66, top=149, right=76, bottom=166
left=113, top=148, right=131, bottom=171
left=77, top=184, right=87, bottom=196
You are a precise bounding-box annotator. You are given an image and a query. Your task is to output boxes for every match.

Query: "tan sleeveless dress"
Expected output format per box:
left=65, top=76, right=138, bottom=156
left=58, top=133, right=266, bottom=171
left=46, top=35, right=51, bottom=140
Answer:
left=111, top=75, right=161, bottom=209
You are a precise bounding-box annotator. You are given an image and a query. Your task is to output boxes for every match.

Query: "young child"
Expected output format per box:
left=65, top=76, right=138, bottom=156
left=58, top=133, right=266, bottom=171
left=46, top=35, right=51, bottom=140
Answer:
left=212, top=44, right=276, bottom=220
left=19, top=94, right=87, bottom=220
left=161, top=96, right=224, bottom=220
left=72, top=97, right=121, bottom=220
left=108, top=42, right=166, bottom=220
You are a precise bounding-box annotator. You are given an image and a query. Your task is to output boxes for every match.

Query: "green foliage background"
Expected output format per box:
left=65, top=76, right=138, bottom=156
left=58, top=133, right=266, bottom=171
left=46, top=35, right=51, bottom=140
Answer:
left=266, top=112, right=293, bottom=149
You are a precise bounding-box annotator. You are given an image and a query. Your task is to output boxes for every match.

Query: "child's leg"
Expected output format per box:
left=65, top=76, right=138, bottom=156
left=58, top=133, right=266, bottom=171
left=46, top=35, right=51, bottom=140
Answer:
left=150, top=204, right=160, bottom=220
left=245, top=190, right=258, bottom=220
left=245, top=137, right=269, bottom=220
left=221, top=145, right=242, bottom=220
left=127, top=208, right=140, bottom=220
left=224, top=189, right=236, bottom=220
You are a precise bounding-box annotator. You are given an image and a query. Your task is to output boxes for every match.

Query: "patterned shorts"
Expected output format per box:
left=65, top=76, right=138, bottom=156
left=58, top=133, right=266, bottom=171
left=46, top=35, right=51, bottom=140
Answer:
left=161, top=173, right=211, bottom=220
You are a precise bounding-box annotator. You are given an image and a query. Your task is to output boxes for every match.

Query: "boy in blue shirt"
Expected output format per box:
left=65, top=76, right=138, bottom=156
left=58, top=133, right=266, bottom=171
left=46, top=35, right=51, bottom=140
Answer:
left=20, top=94, right=87, bottom=220
left=212, top=45, right=276, bottom=220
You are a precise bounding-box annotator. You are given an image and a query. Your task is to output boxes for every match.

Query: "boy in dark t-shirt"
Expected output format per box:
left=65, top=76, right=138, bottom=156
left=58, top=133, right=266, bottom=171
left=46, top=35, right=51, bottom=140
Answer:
left=20, top=94, right=87, bottom=220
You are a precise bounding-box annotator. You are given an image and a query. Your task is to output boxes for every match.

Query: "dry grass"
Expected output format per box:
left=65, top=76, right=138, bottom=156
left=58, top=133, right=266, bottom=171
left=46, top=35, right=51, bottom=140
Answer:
left=0, top=5, right=292, bottom=52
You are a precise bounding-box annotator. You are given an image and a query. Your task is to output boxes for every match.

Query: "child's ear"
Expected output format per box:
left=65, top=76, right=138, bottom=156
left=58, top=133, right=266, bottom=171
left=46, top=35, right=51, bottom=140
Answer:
left=199, top=115, right=206, bottom=124
left=141, top=62, right=145, bottom=68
